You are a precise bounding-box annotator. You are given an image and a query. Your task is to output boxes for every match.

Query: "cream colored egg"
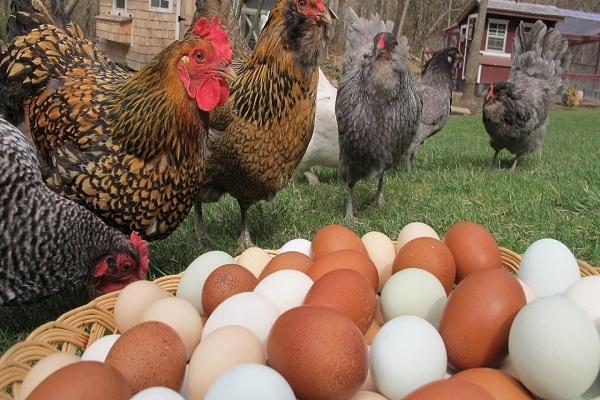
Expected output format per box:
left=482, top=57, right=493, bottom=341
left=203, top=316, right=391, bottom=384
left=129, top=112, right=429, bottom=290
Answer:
left=114, top=280, right=169, bottom=333
left=140, top=297, right=203, bottom=360
left=188, top=326, right=266, bottom=399
left=18, top=353, right=80, bottom=400
left=237, top=247, right=272, bottom=278
left=254, top=270, right=313, bottom=313
left=351, top=391, right=388, bottom=400
left=395, top=222, right=440, bottom=253
left=362, top=232, right=396, bottom=292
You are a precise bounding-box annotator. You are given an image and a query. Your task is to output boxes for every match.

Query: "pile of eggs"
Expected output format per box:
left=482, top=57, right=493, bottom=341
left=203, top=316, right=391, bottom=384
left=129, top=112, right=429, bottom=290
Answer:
left=17, top=221, right=600, bottom=400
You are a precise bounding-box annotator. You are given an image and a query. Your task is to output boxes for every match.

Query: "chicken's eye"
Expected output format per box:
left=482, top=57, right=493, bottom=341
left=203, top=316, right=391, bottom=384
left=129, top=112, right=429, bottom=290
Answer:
left=298, top=0, right=306, bottom=6
left=195, top=51, right=205, bottom=62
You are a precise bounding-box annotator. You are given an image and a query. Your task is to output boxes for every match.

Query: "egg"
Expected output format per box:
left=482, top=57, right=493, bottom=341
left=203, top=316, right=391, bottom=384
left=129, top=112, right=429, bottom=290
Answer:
left=304, top=269, right=377, bottom=333
left=202, top=292, right=279, bottom=345
left=351, top=391, right=388, bottom=400
left=259, top=251, right=313, bottom=280
left=443, top=221, right=502, bottom=282
left=188, top=325, right=266, bottom=399
left=106, top=321, right=186, bottom=393
left=278, top=238, right=312, bottom=256
left=179, top=365, right=190, bottom=398
left=267, top=305, right=368, bottom=400
left=114, top=280, right=169, bottom=332
left=508, top=296, right=600, bottom=400
left=360, top=347, right=376, bottom=391
left=518, top=238, right=581, bottom=297
left=564, top=276, right=600, bottom=328
left=176, top=250, right=235, bottom=314
left=254, top=270, right=313, bottom=313
left=370, top=316, right=447, bottom=400
left=140, top=297, right=203, bottom=360
left=237, top=247, right=273, bottom=277
left=380, top=268, right=447, bottom=327
left=362, top=231, right=396, bottom=291
left=396, top=222, right=440, bottom=252
left=364, top=321, right=380, bottom=345
left=81, top=334, right=121, bottom=362
left=439, top=268, right=526, bottom=370
left=392, top=237, right=455, bottom=294
left=404, top=379, right=494, bottom=400
left=308, top=249, right=379, bottom=291
left=452, top=368, right=533, bottom=400
left=311, top=224, right=368, bottom=259
left=518, top=279, right=537, bottom=303
left=579, top=375, right=600, bottom=400
left=202, top=263, right=258, bottom=316
left=130, top=387, right=185, bottom=400
left=205, top=364, right=296, bottom=400
left=18, top=353, right=80, bottom=400
left=27, top=361, right=133, bottom=400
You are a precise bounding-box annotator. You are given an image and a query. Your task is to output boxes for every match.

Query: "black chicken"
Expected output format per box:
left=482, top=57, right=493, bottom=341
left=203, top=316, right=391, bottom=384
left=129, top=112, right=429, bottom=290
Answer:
left=336, top=7, right=422, bottom=220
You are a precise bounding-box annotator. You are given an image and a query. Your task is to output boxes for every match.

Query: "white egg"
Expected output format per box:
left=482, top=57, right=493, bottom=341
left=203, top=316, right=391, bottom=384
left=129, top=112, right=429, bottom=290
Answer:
left=254, top=270, right=313, bottom=313
left=564, top=276, right=600, bottom=329
left=114, top=280, right=169, bottom=332
left=395, top=222, right=439, bottom=253
left=81, top=334, right=120, bottom=362
left=205, top=364, right=296, bottom=400
left=361, top=231, right=396, bottom=292
left=202, top=292, right=279, bottom=345
left=130, top=387, right=185, bottom=400
left=518, top=238, right=580, bottom=297
left=380, top=268, right=447, bottom=328
left=179, top=365, right=190, bottom=399
left=371, top=316, right=447, bottom=400
left=577, top=374, right=600, bottom=400
left=517, top=278, right=537, bottom=303
left=279, top=238, right=312, bottom=257
left=176, top=250, right=235, bottom=314
left=18, top=353, right=80, bottom=400
left=237, top=247, right=273, bottom=278
left=509, top=296, right=600, bottom=400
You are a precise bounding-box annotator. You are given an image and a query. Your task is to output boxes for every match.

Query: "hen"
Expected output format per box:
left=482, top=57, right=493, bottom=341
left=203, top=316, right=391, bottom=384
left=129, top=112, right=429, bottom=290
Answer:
left=0, top=5, right=236, bottom=240
left=483, top=20, right=570, bottom=169
left=0, top=118, right=149, bottom=305
left=336, top=7, right=422, bottom=220
left=193, top=0, right=334, bottom=251
left=405, top=47, right=462, bottom=168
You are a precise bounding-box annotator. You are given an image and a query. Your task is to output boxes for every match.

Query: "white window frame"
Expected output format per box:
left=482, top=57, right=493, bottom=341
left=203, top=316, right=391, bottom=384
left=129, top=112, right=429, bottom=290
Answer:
left=112, top=0, right=127, bottom=14
left=149, top=0, right=173, bottom=13
left=521, top=22, right=534, bottom=35
left=486, top=18, right=509, bottom=53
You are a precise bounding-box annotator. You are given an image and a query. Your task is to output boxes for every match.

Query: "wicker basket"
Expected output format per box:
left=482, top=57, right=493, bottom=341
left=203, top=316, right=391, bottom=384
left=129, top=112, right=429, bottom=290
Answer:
left=0, top=247, right=597, bottom=399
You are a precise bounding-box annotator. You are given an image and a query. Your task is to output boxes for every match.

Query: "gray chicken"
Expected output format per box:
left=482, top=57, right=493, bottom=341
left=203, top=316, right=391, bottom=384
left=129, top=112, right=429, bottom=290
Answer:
left=336, top=7, right=422, bottom=220
left=483, top=20, right=570, bottom=169
left=405, top=47, right=462, bottom=168
left=0, top=118, right=149, bottom=305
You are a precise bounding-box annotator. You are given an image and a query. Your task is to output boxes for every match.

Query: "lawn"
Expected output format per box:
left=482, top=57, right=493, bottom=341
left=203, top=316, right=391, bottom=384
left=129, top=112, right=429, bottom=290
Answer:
left=1, top=107, right=599, bottom=353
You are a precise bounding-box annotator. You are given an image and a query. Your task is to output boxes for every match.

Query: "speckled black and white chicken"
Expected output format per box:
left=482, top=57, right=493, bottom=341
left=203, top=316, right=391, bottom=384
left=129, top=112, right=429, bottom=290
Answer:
left=0, top=118, right=149, bottom=305
left=335, top=7, right=422, bottom=219
left=483, top=20, right=570, bottom=169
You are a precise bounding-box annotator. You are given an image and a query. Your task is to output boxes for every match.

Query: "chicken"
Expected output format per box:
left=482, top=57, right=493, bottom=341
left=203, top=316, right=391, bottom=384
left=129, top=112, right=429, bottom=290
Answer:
left=296, top=67, right=339, bottom=185
left=193, top=0, right=334, bottom=251
left=0, top=4, right=236, bottom=240
left=483, top=20, right=570, bottom=169
left=336, top=7, right=422, bottom=220
left=0, top=118, right=149, bottom=305
left=404, top=47, right=462, bottom=168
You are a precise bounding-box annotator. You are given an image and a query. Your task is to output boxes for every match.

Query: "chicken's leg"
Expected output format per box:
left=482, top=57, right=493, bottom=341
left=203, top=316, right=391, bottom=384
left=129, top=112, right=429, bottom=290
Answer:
left=374, top=173, right=385, bottom=208
left=510, top=155, right=520, bottom=170
left=490, top=150, right=500, bottom=168
left=236, top=200, right=254, bottom=253
left=193, top=201, right=211, bottom=243
left=345, top=184, right=355, bottom=221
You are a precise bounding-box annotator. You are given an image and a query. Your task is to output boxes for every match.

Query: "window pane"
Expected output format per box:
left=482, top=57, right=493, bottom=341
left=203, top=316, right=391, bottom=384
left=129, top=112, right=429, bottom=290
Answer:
left=115, top=0, right=125, bottom=8
left=160, top=0, right=169, bottom=8
left=151, top=0, right=159, bottom=7
left=488, top=37, right=504, bottom=51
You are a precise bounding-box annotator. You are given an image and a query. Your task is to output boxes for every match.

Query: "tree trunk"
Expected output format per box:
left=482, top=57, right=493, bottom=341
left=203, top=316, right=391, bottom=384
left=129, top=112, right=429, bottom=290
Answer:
left=460, top=0, right=488, bottom=107
left=331, top=0, right=347, bottom=56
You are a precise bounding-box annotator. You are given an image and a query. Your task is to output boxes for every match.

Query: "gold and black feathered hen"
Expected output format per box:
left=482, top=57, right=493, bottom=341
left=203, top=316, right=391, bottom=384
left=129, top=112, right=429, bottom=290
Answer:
left=0, top=4, right=236, bottom=240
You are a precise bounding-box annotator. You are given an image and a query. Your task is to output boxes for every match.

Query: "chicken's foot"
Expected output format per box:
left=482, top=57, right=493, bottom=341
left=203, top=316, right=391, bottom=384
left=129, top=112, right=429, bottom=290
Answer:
left=345, top=184, right=355, bottom=221
left=303, top=171, right=321, bottom=186
left=490, top=150, right=500, bottom=168
left=374, top=173, right=385, bottom=208
left=236, top=201, right=254, bottom=254
left=193, top=201, right=212, bottom=244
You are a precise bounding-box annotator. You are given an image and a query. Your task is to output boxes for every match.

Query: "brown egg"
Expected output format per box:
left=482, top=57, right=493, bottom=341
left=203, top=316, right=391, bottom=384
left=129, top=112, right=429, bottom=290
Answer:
left=439, top=269, right=526, bottom=371
left=364, top=321, right=380, bottom=345
left=202, top=264, right=258, bottom=316
left=311, top=224, right=368, bottom=260
left=452, top=368, right=534, bottom=400
left=267, top=305, right=368, bottom=400
left=106, top=321, right=186, bottom=393
left=308, top=249, right=379, bottom=291
left=304, top=269, right=377, bottom=334
left=259, top=251, right=313, bottom=280
left=404, top=379, right=494, bottom=400
left=392, top=237, right=456, bottom=294
left=27, top=361, right=133, bottom=400
left=444, top=221, right=502, bottom=282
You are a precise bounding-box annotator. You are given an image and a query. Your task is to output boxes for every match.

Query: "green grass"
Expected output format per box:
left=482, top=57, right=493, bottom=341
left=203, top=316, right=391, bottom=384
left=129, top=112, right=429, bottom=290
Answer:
left=1, top=107, right=599, bottom=353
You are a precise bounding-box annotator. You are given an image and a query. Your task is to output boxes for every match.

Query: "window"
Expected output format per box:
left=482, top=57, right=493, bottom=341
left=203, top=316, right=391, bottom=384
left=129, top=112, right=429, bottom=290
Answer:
left=113, top=0, right=126, bottom=11
left=521, top=22, right=534, bottom=35
left=150, top=0, right=170, bottom=11
left=460, top=25, right=467, bottom=41
left=486, top=19, right=508, bottom=52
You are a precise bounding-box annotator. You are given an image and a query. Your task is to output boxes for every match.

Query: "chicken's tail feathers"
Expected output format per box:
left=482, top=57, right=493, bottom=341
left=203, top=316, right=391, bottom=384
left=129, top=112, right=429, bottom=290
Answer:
left=511, top=20, right=571, bottom=92
left=343, top=6, right=395, bottom=69
left=7, top=0, right=69, bottom=40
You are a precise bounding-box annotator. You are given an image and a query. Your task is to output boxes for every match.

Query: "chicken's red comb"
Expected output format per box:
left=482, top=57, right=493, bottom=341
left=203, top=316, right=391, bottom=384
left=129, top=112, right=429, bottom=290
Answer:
left=129, top=231, right=150, bottom=279
left=377, top=34, right=386, bottom=50
left=192, top=16, right=233, bottom=64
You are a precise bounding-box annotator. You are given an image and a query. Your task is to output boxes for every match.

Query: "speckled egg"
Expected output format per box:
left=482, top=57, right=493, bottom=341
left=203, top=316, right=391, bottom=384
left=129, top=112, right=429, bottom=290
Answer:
left=259, top=251, right=313, bottom=281
left=202, top=264, right=258, bottom=316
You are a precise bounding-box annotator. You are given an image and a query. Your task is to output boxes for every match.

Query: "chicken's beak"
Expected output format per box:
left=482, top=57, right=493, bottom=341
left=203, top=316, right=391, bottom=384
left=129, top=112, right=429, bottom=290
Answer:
left=214, top=64, right=237, bottom=82
left=319, top=6, right=335, bottom=25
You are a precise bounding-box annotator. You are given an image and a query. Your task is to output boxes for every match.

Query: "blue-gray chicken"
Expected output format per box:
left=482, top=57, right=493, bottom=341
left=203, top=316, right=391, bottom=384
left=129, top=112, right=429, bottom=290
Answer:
left=483, top=20, right=570, bottom=169
left=0, top=118, right=149, bottom=305
left=335, top=7, right=422, bottom=219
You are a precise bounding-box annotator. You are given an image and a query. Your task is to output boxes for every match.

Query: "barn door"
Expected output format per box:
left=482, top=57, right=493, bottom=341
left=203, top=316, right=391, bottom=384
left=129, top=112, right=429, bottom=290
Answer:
left=175, top=0, right=194, bottom=40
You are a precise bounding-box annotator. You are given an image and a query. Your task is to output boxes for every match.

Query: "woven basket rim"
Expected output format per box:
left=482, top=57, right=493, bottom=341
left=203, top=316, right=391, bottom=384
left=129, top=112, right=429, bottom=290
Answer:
left=0, top=246, right=597, bottom=399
